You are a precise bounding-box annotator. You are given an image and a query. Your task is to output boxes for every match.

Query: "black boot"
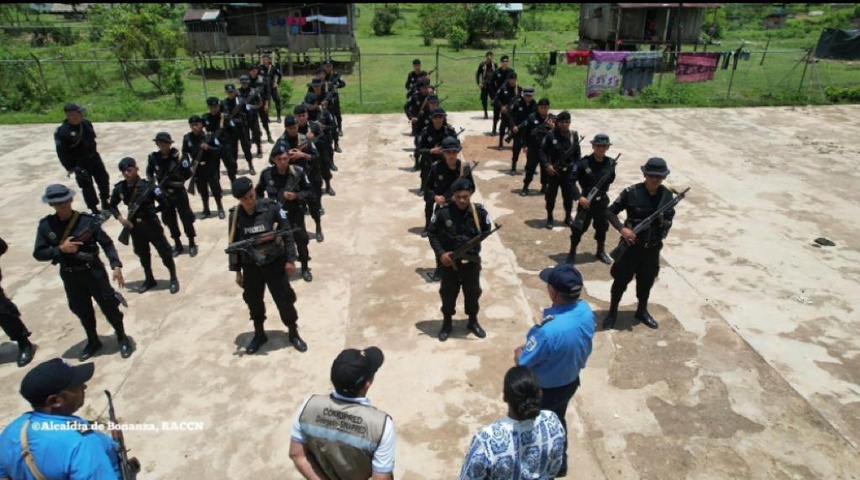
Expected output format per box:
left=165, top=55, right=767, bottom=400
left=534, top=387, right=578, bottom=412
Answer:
left=546, top=216, right=554, bottom=230
left=564, top=211, right=573, bottom=227
left=138, top=270, right=157, bottom=293
left=246, top=321, right=268, bottom=354
left=635, top=302, right=659, bottom=329
left=566, top=248, right=577, bottom=265
left=302, top=267, right=313, bottom=282
left=520, top=185, right=529, bottom=197
left=603, top=300, right=620, bottom=331
left=17, top=338, right=35, bottom=367
left=288, top=325, right=308, bottom=352
left=248, top=161, right=256, bottom=175
left=188, top=239, right=198, bottom=258
left=596, top=244, right=612, bottom=265
left=78, top=330, right=103, bottom=362
left=118, top=334, right=134, bottom=359
left=428, top=267, right=442, bottom=282
left=215, top=197, right=225, bottom=220
left=467, top=315, right=486, bottom=339
left=438, top=315, right=453, bottom=342
left=315, top=224, right=324, bottom=243
left=172, top=240, right=184, bottom=257
left=168, top=271, right=180, bottom=294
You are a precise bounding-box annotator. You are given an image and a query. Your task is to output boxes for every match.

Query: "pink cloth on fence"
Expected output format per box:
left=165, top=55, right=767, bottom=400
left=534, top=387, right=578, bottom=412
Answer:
left=566, top=50, right=590, bottom=66
left=675, top=52, right=719, bottom=83
left=586, top=51, right=628, bottom=98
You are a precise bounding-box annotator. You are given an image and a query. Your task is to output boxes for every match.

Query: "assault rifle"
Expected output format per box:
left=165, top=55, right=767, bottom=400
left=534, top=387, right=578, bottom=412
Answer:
left=118, top=161, right=180, bottom=245
left=450, top=223, right=501, bottom=270
left=609, top=187, right=690, bottom=261
left=571, top=153, right=621, bottom=232
left=225, top=228, right=300, bottom=266
left=69, top=210, right=111, bottom=264
left=188, top=118, right=225, bottom=196
left=104, top=390, right=141, bottom=480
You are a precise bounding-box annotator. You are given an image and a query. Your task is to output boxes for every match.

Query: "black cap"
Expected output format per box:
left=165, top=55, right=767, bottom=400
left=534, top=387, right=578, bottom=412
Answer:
left=413, top=58, right=422, bottom=65
left=485, top=51, right=493, bottom=57
left=591, top=134, right=611, bottom=145
left=523, top=87, right=535, bottom=95
left=20, top=358, right=95, bottom=407
left=271, top=143, right=288, bottom=156
left=153, top=132, right=174, bottom=143
left=427, top=94, right=439, bottom=102
left=188, top=115, right=203, bottom=124
left=308, top=78, right=323, bottom=87
left=118, top=157, right=137, bottom=171
left=556, top=111, right=571, bottom=122
left=293, top=104, right=308, bottom=115
left=501, top=55, right=510, bottom=62
left=206, top=96, right=220, bottom=106
left=440, top=136, right=461, bottom=152
left=508, top=72, right=518, bottom=79
left=539, top=263, right=584, bottom=297
left=239, top=75, right=250, bottom=83
left=224, top=84, right=237, bottom=93
left=41, top=184, right=75, bottom=204
left=63, top=102, right=84, bottom=113
left=641, top=157, right=670, bottom=177
left=323, top=58, right=333, bottom=66
left=331, top=347, right=385, bottom=396
left=538, top=98, right=550, bottom=106
left=431, top=108, right=446, bottom=117
left=304, top=93, right=318, bottom=104
left=418, top=78, right=431, bottom=87
left=284, top=115, right=297, bottom=127
left=232, top=177, right=254, bottom=198
left=450, top=178, right=473, bottom=193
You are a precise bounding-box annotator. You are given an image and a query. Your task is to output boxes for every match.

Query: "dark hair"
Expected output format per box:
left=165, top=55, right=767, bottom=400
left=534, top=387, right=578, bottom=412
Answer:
left=504, top=366, right=542, bottom=420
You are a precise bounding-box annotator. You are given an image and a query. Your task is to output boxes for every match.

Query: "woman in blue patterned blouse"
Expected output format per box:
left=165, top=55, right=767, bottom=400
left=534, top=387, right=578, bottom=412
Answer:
left=459, top=366, right=566, bottom=480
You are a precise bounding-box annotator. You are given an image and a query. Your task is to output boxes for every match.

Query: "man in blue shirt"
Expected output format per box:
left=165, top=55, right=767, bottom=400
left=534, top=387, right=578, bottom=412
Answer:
left=0, top=358, right=121, bottom=479
left=515, top=263, right=594, bottom=477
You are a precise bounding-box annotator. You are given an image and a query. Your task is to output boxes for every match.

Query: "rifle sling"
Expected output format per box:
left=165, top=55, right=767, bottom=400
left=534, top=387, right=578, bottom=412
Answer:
left=60, top=211, right=81, bottom=244
left=19, top=418, right=49, bottom=480
left=469, top=202, right=480, bottom=232
left=228, top=204, right=240, bottom=244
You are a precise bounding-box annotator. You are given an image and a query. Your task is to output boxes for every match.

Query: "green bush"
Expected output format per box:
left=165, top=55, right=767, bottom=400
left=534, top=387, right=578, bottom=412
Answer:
left=371, top=8, right=397, bottom=36
left=825, top=85, right=860, bottom=103
left=278, top=81, right=293, bottom=107
left=162, top=61, right=185, bottom=106
left=447, top=26, right=468, bottom=51
left=524, top=53, right=557, bottom=91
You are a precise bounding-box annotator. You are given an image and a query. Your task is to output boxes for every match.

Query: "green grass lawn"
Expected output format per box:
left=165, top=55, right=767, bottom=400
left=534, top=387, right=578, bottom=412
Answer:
left=0, top=4, right=858, bottom=125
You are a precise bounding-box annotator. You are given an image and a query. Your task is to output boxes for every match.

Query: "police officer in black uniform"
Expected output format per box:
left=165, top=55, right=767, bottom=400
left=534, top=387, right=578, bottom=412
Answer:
left=519, top=98, right=554, bottom=196
left=413, top=94, right=442, bottom=148
left=223, top=83, right=256, bottom=175
left=238, top=75, right=265, bottom=159
left=424, top=137, right=475, bottom=281
left=54, top=103, right=111, bottom=214
left=405, top=78, right=433, bottom=138
left=203, top=96, right=239, bottom=184
left=183, top=115, right=226, bottom=219
left=567, top=134, right=616, bottom=265
left=322, top=59, right=346, bottom=138
left=0, top=236, right=35, bottom=367
left=227, top=177, right=307, bottom=354
left=248, top=64, right=274, bottom=144
left=506, top=86, right=537, bottom=173
left=494, top=72, right=522, bottom=150
left=539, top=111, right=581, bottom=230
left=261, top=53, right=284, bottom=122
left=303, top=100, right=337, bottom=196
left=33, top=184, right=133, bottom=361
left=475, top=51, right=497, bottom=120
left=603, top=157, right=676, bottom=330
left=405, top=58, right=422, bottom=96
left=284, top=110, right=326, bottom=243
left=256, top=144, right=315, bottom=282
left=415, top=108, right=457, bottom=199
left=427, top=178, right=491, bottom=342
left=489, top=55, right=515, bottom=135
left=109, top=157, right=180, bottom=294
left=146, top=132, right=198, bottom=257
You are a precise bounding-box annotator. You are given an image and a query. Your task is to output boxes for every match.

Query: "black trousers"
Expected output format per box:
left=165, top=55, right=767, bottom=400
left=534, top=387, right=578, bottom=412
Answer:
left=439, top=261, right=482, bottom=317
left=219, top=141, right=238, bottom=182
left=269, top=87, right=282, bottom=118
left=610, top=243, right=662, bottom=305
left=511, top=136, right=524, bottom=168
left=241, top=256, right=298, bottom=327
left=317, top=145, right=334, bottom=183
left=492, top=103, right=501, bottom=132
left=193, top=159, right=223, bottom=207
left=130, top=217, right=175, bottom=277
left=523, top=148, right=547, bottom=190
left=229, top=127, right=253, bottom=163
left=247, top=112, right=262, bottom=150
left=424, top=199, right=440, bottom=232
left=479, top=87, right=491, bottom=115
left=60, top=265, right=124, bottom=340
left=541, top=378, right=581, bottom=472
left=0, top=288, right=30, bottom=342
left=545, top=172, right=575, bottom=220
left=498, top=114, right=510, bottom=146
left=419, top=155, right=434, bottom=191
left=74, top=154, right=111, bottom=211
left=256, top=108, right=271, bottom=139
left=288, top=213, right=310, bottom=269
left=570, top=198, right=610, bottom=250
left=161, top=189, right=196, bottom=241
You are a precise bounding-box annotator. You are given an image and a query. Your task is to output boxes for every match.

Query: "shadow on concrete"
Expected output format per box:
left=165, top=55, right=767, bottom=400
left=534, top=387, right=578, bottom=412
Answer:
left=524, top=219, right=553, bottom=230
left=61, top=335, right=133, bottom=361
left=232, top=330, right=296, bottom=356
left=125, top=279, right=171, bottom=295
left=415, top=318, right=480, bottom=341
left=414, top=267, right=438, bottom=283
left=594, top=309, right=641, bottom=332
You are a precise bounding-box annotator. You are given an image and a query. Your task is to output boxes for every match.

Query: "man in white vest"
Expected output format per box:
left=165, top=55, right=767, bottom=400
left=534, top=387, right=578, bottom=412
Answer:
left=289, top=346, right=396, bottom=479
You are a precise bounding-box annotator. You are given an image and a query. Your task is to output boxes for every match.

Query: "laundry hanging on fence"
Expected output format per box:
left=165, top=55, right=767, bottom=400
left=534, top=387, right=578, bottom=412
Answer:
left=567, top=50, right=590, bottom=66
left=586, top=51, right=628, bottom=98
left=675, top=52, right=719, bottom=83
left=620, top=51, right=662, bottom=96
left=305, top=15, right=348, bottom=25
left=720, top=51, right=732, bottom=69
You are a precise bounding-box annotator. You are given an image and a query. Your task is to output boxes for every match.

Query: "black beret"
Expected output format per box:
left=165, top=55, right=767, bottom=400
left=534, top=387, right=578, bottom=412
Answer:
left=118, top=157, right=137, bottom=171
left=450, top=178, right=473, bottom=193
left=188, top=115, right=202, bottom=124
left=413, top=58, right=422, bottom=65
left=556, top=111, right=571, bottom=121
left=206, top=96, right=220, bottom=106
left=224, top=84, right=236, bottom=93
left=431, top=108, right=446, bottom=117
left=440, top=136, right=461, bottom=152
left=63, top=102, right=84, bottom=113
left=501, top=55, right=510, bottom=62
left=284, top=115, right=297, bottom=127
left=232, top=177, right=254, bottom=198
left=293, top=104, right=308, bottom=115
left=537, top=98, right=550, bottom=106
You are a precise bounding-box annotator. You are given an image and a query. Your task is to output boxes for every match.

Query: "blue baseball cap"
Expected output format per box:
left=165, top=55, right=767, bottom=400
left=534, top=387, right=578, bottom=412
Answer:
left=539, top=263, right=583, bottom=297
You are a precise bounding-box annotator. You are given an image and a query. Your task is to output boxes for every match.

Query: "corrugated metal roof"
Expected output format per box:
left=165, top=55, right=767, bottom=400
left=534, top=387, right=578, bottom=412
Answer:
left=497, top=3, right=524, bottom=12
left=617, top=3, right=721, bottom=9
left=184, top=9, right=222, bottom=22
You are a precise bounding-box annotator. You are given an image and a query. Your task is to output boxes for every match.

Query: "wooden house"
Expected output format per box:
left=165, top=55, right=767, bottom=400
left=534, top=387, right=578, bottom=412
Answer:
left=762, top=8, right=787, bottom=30
left=578, top=3, right=721, bottom=51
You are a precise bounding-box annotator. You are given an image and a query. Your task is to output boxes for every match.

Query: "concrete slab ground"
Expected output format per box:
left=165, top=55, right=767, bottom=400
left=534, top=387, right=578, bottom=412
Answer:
left=0, top=106, right=858, bottom=479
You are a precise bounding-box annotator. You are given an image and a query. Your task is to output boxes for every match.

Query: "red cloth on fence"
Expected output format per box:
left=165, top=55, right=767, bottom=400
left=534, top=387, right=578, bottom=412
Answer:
left=675, top=52, right=719, bottom=83
left=286, top=16, right=307, bottom=26
left=567, top=50, right=590, bottom=66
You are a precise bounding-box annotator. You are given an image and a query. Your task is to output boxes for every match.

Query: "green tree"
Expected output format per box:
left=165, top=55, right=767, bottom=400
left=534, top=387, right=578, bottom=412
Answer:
left=89, top=4, right=186, bottom=93
left=371, top=7, right=397, bottom=36
left=524, top=53, right=557, bottom=91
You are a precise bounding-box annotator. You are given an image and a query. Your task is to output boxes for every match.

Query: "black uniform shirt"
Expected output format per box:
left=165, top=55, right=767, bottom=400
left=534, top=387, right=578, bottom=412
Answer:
left=573, top=154, right=616, bottom=201
left=509, top=96, right=536, bottom=126
left=427, top=160, right=475, bottom=200
left=495, top=84, right=522, bottom=109
left=146, top=148, right=191, bottom=188
left=608, top=183, right=676, bottom=246
left=520, top=113, right=554, bottom=150
left=416, top=125, right=457, bottom=161
left=540, top=129, right=582, bottom=172
left=181, top=131, right=222, bottom=165
left=221, top=97, right=247, bottom=125
left=476, top=61, right=498, bottom=87
left=55, top=119, right=99, bottom=171
left=428, top=203, right=492, bottom=259
left=255, top=165, right=313, bottom=219
left=227, top=199, right=298, bottom=270
left=34, top=212, right=122, bottom=270
left=203, top=112, right=234, bottom=144
left=108, top=177, right=159, bottom=222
